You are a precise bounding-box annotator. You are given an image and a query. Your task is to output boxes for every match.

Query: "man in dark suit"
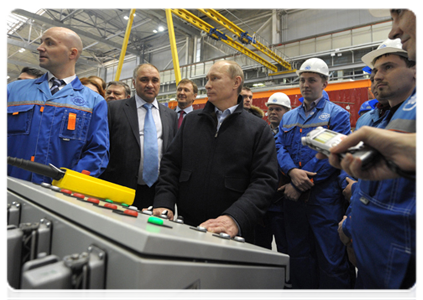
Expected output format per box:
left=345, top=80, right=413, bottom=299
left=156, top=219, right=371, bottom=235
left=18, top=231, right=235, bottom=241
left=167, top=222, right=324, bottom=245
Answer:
left=100, top=63, right=177, bottom=209
left=152, top=60, right=278, bottom=242
left=175, top=78, right=197, bottom=128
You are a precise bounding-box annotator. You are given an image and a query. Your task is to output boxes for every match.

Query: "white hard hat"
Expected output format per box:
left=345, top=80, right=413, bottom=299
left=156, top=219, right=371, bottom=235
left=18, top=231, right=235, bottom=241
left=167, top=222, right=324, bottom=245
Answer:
left=265, top=92, right=291, bottom=109
left=369, top=9, right=390, bottom=18
left=296, top=58, right=329, bottom=77
left=361, top=38, right=408, bottom=68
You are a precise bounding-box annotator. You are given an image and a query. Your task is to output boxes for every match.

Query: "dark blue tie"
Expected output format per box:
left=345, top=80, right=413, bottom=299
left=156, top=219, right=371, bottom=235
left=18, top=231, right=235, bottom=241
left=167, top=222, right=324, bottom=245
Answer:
left=142, top=103, right=159, bottom=187
left=50, top=78, right=65, bottom=95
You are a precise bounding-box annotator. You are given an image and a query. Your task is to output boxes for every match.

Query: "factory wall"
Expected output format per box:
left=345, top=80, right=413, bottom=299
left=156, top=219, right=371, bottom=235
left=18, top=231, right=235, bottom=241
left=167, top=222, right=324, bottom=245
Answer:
left=281, top=9, right=390, bottom=44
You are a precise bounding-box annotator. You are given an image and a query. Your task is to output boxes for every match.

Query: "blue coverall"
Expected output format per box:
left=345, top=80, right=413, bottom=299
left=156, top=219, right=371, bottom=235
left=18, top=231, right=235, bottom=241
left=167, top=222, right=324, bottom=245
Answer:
left=276, top=92, right=352, bottom=289
left=341, top=100, right=391, bottom=235
left=7, top=73, right=109, bottom=184
left=351, top=89, right=416, bottom=288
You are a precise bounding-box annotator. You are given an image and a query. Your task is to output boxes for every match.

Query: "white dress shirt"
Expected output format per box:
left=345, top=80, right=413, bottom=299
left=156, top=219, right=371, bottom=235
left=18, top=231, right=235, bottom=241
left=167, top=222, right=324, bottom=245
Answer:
left=47, top=72, right=76, bottom=91
left=135, top=94, right=163, bottom=185
left=175, top=104, right=193, bottom=117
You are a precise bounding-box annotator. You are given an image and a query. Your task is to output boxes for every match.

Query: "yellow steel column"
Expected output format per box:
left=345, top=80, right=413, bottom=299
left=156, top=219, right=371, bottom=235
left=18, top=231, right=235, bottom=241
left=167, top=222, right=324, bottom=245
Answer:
left=165, top=9, right=181, bottom=85
left=115, top=9, right=136, bottom=81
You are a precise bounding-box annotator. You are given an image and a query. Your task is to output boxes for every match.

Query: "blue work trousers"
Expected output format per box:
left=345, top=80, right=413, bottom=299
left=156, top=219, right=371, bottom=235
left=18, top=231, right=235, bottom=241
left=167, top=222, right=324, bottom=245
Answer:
left=283, top=198, right=352, bottom=289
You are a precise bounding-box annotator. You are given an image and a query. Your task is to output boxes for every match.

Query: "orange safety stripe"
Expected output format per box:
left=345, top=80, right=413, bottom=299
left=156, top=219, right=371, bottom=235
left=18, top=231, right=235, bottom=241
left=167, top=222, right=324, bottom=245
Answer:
left=67, top=113, right=76, bottom=130
left=8, top=102, right=93, bottom=113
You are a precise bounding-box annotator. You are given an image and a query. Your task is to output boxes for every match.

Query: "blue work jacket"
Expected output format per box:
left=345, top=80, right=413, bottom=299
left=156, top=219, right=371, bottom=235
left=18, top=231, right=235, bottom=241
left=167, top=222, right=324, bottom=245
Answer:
left=276, top=92, right=351, bottom=205
left=7, top=73, right=109, bottom=183
left=351, top=89, right=416, bottom=288
left=355, top=106, right=389, bottom=130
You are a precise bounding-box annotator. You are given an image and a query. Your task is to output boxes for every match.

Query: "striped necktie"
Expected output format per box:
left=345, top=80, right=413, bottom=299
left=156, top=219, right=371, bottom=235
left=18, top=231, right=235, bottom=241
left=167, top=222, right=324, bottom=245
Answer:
left=50, top=78, right=65, bottom=95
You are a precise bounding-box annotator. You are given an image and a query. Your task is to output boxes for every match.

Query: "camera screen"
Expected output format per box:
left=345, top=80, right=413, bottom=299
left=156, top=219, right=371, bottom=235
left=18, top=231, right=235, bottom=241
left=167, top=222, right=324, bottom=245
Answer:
left=313, top=130, right=337, bottom=144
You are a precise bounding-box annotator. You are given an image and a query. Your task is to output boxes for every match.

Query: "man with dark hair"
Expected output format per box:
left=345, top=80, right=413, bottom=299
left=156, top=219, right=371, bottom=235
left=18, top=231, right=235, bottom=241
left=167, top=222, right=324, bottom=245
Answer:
left=17, top=67, right=44, bottom=80
left=240, top=86, right=263, bottom=118
left=175, top=78, right=198, bottom=128
left=7, top=27, right=109, bottom=183
left=334, top=34, right=416, bottom=289
left=332, top=8, right=420, bottom=180
left=152, top=60, right=278, bottom=242
left=100, top=63, right=178, bottom=209
left=105, top=81, right=131, bottom=101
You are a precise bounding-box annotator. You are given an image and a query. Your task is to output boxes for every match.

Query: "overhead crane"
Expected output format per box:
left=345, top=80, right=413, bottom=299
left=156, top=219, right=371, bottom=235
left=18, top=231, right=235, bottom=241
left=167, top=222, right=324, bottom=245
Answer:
left=198, top=9, right=292, bottom=71
left=171, top=9, right=278, bottom=73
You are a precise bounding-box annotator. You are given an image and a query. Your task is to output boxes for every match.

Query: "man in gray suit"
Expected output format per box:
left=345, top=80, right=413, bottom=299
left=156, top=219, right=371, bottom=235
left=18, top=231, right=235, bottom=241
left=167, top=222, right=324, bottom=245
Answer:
left=100, top=63, right=178, bottom=209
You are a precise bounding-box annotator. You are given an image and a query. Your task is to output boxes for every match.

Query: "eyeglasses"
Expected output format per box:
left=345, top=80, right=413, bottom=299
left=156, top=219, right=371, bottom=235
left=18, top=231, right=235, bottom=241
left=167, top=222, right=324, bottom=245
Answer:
left=268, top=107, right=283, bottom=112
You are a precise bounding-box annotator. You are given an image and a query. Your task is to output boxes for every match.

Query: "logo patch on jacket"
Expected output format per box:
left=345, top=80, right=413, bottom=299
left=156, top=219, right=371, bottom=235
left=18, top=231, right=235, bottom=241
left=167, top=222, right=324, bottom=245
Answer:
left=403, top=95, right=416, bottom=111
left=319, top=113, right=330, bottom=120
left=72, top=96, right=86, bottom=106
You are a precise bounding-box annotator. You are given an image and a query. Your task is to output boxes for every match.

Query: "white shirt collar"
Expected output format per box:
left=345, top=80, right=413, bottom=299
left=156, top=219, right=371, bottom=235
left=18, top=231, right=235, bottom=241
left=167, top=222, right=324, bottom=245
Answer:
left=135, top=93, right=159, bottom=109
left=47, top=71, right=76, bottom=85
left=176, top=105, right=193, bottom=113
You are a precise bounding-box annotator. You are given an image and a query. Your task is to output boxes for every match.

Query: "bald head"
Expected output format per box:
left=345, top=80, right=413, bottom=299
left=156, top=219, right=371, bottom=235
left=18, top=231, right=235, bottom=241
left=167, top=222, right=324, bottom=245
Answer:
left=37, top=27, right=83, bottom=78
left=46, top=27, right=83, bottom=58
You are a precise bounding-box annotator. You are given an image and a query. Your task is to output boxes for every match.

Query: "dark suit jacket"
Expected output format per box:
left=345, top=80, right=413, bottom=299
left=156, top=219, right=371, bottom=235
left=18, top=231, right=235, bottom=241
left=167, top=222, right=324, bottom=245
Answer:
left=153, top=96, right=278, bottom=242
left=100, top=97, right=178, bottom=189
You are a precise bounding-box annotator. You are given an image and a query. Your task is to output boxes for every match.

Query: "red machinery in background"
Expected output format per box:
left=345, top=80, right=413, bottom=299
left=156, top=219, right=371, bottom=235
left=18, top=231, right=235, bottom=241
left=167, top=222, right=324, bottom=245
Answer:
left=169, top=78, right=373, bottom=129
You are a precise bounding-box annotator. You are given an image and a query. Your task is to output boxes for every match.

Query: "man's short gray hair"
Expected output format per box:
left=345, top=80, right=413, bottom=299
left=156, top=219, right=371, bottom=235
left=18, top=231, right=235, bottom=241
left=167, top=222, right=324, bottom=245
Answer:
left=133, top=63, right=160, bottom=79
left=224, top=61, right=244, bottom=94
left=107, top=81, right=131, bottom=96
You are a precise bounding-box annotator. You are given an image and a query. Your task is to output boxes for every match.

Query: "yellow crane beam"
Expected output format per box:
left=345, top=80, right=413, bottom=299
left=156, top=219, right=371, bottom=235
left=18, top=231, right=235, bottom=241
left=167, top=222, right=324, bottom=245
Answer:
left=165, top=9, right=181, bottom=85
left=171, top=9, right=277, bottom=73
left=198, top=9, right=292, bottom=71
left=115, top=9, right=136, bottom=81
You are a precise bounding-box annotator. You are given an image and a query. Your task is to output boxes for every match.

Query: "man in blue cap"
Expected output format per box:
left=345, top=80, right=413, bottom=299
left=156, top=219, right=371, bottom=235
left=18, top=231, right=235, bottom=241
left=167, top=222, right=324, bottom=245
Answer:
left=357, top=99, right=378, bottom=117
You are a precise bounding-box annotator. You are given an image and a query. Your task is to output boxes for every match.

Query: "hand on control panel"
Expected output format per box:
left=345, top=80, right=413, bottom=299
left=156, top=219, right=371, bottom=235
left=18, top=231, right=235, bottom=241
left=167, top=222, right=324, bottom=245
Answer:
left=151, top=207, right=174, bottom=221
left=200, top=215, right=239, bottom=238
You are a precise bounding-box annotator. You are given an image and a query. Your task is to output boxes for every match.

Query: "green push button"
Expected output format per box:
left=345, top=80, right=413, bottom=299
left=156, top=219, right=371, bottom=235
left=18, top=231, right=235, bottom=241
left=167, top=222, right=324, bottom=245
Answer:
left=148, top=216, right=164, bottom=226
left=105, top=199, right=113, bottom=203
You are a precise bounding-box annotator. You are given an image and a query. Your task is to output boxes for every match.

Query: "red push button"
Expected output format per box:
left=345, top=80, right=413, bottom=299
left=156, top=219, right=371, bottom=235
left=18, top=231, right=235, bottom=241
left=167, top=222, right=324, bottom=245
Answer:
left=124, top=209, right=138, bottom=217
left=60, top=189, right=72, bottom=195
left=87, top=197, right=100, bottom=204
left=104, top=203, right=117, bottom=210
left=72, top=193, right=85, bottom=199
left=81, top=170, right=91, bottom=175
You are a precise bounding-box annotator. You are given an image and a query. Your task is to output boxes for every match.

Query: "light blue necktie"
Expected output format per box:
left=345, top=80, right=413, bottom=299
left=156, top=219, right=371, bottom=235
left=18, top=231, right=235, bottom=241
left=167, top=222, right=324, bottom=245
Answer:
left=142, top=103, right=159, bottom=187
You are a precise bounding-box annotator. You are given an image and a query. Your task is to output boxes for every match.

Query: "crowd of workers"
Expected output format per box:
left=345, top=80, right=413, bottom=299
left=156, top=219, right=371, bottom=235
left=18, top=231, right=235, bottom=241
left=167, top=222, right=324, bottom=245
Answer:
left=7, top=9, right=416, bottom=289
